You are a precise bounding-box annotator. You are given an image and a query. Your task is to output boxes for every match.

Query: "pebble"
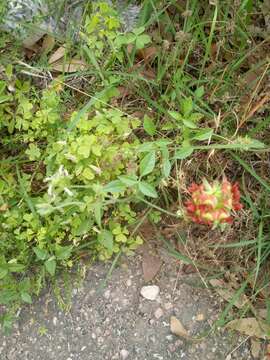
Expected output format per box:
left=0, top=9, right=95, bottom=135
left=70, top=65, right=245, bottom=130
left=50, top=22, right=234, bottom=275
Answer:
left=150, top=336, right=156, bottom=343
left=164, top=302, right=173, bottom=310
left=104, top=290, right=111, bottom=299
left=126, top=279, right=132, bottom=287
left=97, top=337, right=103, bottom=345
left=168, top=343, right=176, bottom=353
left=154, top=308, right=164, bottom=319
left=195, top=313, right=205, bottom=321
left=120, top=349, right=129, bottom=359
left=175, top=339, right=183, bottom=348
left=72, top=288, right=78, bottom=295
left=122, top=299, right=129, bottom=307
left=140, top=285, right=160, bottom=301
left=200, top=342, right=207, bottom=351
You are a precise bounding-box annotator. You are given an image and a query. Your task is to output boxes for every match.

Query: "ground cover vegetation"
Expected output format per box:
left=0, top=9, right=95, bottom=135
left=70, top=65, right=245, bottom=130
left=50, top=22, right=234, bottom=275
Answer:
left=0, top=0, right=269, bottom=339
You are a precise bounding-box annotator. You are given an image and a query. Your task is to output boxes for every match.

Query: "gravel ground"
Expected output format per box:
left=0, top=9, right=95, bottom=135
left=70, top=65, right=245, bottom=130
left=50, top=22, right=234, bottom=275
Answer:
left=0, top=252, right=254, bottom=360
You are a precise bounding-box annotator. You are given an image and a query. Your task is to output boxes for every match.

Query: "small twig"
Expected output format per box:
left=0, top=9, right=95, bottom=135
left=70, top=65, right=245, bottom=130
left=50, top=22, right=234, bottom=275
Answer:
left=172, top=264, right=183, bottom=295
left=239, top=62, right=270, bottom=128
left=21, top=70, right=49, bottom=79
left=17, top=60, right=45, bottom=73
left=244, top=94, right=270, bottom=122
left=137, top=196, right=179, bottom=217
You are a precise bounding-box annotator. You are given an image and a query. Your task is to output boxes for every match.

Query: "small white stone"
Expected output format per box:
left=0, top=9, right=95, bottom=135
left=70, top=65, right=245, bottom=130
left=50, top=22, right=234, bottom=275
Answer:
left=154, top=307, right=164, bottom=319
left=53, top=317, right=57, bottom=326
left=104, top=290, right=110, bottom=299
left=72, top=288, right=78, bottom=295
left=97, top=337, right=104, bottom=345
left=120, top=349, right=129, bottom=360
left=153, top=354, right=163, bottom=360
left=140, top=285, right=160, bottom=301
left=126, top=279, right=132, bottom=287
left=164, top=302, right=173, bottom=310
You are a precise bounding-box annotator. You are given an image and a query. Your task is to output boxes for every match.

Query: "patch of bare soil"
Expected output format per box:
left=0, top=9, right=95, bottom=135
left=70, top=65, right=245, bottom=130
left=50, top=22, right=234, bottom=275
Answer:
left=0, top=251, right=257, bottom=360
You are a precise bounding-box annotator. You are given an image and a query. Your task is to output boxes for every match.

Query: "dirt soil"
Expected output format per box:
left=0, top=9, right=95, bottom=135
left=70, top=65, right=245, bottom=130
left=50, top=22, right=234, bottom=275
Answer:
left=0, top=251, right=253, bottom=360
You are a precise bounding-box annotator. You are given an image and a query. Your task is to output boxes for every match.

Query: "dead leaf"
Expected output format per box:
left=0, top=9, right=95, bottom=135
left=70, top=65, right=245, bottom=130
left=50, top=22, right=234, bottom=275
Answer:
left=250, top=338, right=261, bottom=359
left=243, top=94, right=270, bottom=123
left=257, top=308, right=268, bottom=320
left=182, top=264, right=196, bottom=274
left=116, top=86, right=131, bottom=99
left=51, top=59, right=88, bottom=73
left=41, top=35, right=55, bottom=55
left=49, top=46, right=66, bottom=64
left=142, top=252, right=162, bottom=282
left=130, top=111, right=145, bottom=119
left=209, top=278, right=249, bottom=309
left=266, top=344, right=270, bottom=358
left=23, top=29, right=47, bottom=48
left=239, top=66, right=266, bottom=93
left=137, top=46, right=158, bottom=63
left=0, top=204, right=8, bottom=212
left=126, top=43, right=135, bottom=55
left=210, top=43, right=219, bottom=61
left=170, top=316, right=189, bottom=338
left=126, top=43, right=158, bottom=65
left=24, top=47, right=38, bottom=59
left=140, top=68, right=156, bottom=80
left=128, top=63, right=156, bottom=80
left=226, top=318, right=269, bottom=339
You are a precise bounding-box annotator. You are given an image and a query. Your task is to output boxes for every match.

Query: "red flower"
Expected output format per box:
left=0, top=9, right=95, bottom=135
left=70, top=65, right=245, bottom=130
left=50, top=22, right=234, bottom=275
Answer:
left=185, top=178, right=242, bottom=228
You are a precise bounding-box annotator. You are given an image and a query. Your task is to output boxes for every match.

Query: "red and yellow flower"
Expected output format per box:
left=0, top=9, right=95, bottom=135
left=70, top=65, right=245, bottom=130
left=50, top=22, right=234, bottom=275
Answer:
left=185, top=178, right=242, bottom=227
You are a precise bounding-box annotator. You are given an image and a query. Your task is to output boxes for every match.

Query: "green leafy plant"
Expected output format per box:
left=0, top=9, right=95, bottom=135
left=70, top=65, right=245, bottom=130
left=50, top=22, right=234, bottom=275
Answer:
left=0, top=75, right=148, bottom=327
left=83, top=1, right=122, bottom=59
left=115, top=26, right=151, bottom=50
left=168, top=96, right=213, bottom=147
